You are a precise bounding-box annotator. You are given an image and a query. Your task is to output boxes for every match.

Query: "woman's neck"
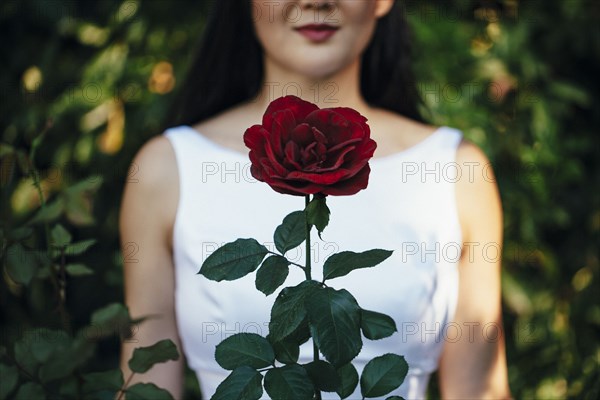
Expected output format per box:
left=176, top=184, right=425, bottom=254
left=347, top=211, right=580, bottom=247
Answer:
left=249, top=55, right=373, bottom=113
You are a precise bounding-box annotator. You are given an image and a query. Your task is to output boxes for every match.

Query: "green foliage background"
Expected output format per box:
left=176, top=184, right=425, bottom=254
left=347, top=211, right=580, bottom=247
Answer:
left=1, top=0, right=598, bottom=398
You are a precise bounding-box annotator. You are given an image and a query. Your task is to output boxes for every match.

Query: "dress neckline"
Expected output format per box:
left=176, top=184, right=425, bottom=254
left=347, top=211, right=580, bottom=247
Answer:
left=181, top=125, right=446, bottom=164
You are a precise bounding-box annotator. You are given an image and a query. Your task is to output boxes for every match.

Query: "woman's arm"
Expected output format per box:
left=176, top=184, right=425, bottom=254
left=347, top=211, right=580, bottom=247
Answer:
left=438, top=139, right=512, bottom=399
left=118, top=135, right=184, bottom=398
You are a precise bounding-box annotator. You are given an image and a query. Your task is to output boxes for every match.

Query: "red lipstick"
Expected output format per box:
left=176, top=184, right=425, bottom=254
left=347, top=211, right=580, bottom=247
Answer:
left=294, top=23, right=339, bottom=43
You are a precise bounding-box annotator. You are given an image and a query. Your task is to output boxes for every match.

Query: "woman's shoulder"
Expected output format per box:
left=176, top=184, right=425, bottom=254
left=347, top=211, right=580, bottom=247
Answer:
left=369, top=107, right=501, bottom=243
left=455, top=136, right=492, bottom=166
left=453, top=136, right=502, bottom=244
left=129, top=135, right=179, bottom=191
left=366, top=107, right=443, bottom=155
left=122, top=135, right=180, bottom=245
left=454, top=136, right=498, bottom=191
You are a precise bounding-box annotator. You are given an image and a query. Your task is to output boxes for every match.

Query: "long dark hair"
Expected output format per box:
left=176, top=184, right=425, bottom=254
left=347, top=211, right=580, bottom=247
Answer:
left=165, top=0, right=425, bottom=129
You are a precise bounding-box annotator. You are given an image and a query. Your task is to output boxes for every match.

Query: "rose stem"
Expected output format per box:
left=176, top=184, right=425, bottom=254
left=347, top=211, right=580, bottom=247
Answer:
left=305, top=195, right=322, bottom=400
left=304, top=194, right=312, bottom=281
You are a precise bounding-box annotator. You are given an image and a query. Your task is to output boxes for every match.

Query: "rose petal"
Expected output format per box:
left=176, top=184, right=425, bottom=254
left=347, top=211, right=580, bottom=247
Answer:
left=250, top=163, right=265, bottom=182
left=341, top=157, right=369, bottom=178
left=262, top=95, right=319, bottom=131
left=322, top=164, right=371, bottom=196
left=326, top=107, right=369, bottom=128
left=326, top=137, right=363, bottom=154
left=248, top=150, right=261, bottom=168
left=263, top=139, right=289, bottom=176
left=344, top=118, right=369, bottom=141
left=304, top=160, right=321, bottom=172
left=305, top=109, right=349, bottom=128
left=267, top=177, right=325, bottom=196
left=316, top=141, right=327, bottom=159
left=302, top=142, right=327, bottom=171
left=259, top=158, right=277, bottom=177
left=304, top=109, right=353, bottom=143
left=286, top=169, right=349, bottom=185
left=244, top=125, right=269, bottom=150
left=284, top=141, right=303, bottom=170
left=311, top=126, right=328, bottom=145
left=342, top=137, right=377, bottom=166
left=318, top=145, right=355, bottom=172
left=312, top=127, right=327, bottom=158
left=248, top=145, right=268, bottom=174
left=301, top=142, right=318, bottom=165
left=290, top=123, right=314, bottom=147
left=272, top=109, right=297, bottom=155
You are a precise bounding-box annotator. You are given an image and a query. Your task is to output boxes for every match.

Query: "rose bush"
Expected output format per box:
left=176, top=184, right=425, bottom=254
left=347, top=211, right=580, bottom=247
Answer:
left=243, top=95, right=377, bottom=196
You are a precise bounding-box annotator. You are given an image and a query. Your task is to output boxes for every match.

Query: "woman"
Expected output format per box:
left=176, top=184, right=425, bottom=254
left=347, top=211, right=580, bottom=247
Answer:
left=119, top=1, right=512, bottom=398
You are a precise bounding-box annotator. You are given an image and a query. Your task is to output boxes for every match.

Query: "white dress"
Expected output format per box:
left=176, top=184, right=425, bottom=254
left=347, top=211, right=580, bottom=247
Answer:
left=163, top=124, right=464, bottom=399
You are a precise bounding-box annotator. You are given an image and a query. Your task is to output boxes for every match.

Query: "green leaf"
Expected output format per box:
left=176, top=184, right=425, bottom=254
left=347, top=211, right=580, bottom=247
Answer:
left=30, top=329, right=70, bottom=363
left=386, top=396, right=405, bottom=400
left=35, top=263, right=51, bottom=279
left=26, top=198, right=64, bottom=225
left=88, top=302, right=130, bottom=338
left=0, top=143, right=15, bottom=157
left=14, top=382, right=45, bottom=400
left=65, top=263, right=94, bottom=276
left=64, top=194, right=95, bottom=225
left=14, top=332, right=40, bottom=376
left=5, top=243, right=43, bottom=285
left=215, top=333, right=275, bottom=370
left=65, top=175, right=104, bottom=194
left=549, top=81, right=590, bottom=106
left=65, top=239, right=97, bottom=256
left=360, top=353, right=408, bottom=398
left=15, top=151, right=29, bottom=176
left=31, top=131, right=45, bottom=150
left=14, top=328, right=88, bottom=385
left=126, top=382, right=174, bottom=400
left=287, top=319, right=312, bottom=346
left=128, top=339, right=179, bottom=373
left=264, top=364, right=315, bottom=400
left=51, top=224, right=72, bottom=247
left=360, top=309, right=397, bottom=340
left=336, top=363, right=359, bottom=399
left=91, top=303, right=129, bottom=326
left=323, top=249, right=393, bottom=281
left=305, top=195, right=330, bottom=239
left=269, top=336, right=299, bottom=365
left=38, top=333, right=95, bottom=383
left=269, top=280, right=320, bottom=342
left=0, top=363, right=18, bottom=399
left=306, top=287, right=362, bottom=367
left=274, top=210, right=306, bottom=254
left=212, top=366, right=263, bottom=400
left=255, top=255, right=290, bottom=296
left=82, top=369, right=124, bottom=393
left=303, top=360, right=341, bottom=392
left=7, top=227, right=33, bottom=241
left=69, top=335, right=96, bottom=368
left=199, top=238, right=268, bottom=281
left=58, top=377, right=78, bottom=398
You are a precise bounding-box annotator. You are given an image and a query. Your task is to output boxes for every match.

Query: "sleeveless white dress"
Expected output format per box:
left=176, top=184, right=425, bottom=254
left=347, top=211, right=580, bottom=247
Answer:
left=163, top=124, right=464, bottom=399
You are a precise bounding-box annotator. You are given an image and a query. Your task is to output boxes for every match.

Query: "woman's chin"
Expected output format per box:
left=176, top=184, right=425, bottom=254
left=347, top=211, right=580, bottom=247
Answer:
left=289, top=58, right=349, bottom=80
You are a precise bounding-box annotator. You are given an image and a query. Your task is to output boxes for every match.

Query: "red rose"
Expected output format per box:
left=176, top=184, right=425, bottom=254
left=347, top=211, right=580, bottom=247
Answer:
left=243, top=95, right=377, bottom=196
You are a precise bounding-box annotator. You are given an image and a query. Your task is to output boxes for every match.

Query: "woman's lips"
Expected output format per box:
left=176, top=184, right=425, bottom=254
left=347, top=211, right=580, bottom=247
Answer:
left=294, top=24, right=339, bottom=42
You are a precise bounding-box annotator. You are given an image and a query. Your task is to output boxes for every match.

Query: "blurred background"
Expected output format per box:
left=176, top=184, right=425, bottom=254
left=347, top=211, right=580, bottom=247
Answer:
left=1, top=0, right=598, bottom=398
